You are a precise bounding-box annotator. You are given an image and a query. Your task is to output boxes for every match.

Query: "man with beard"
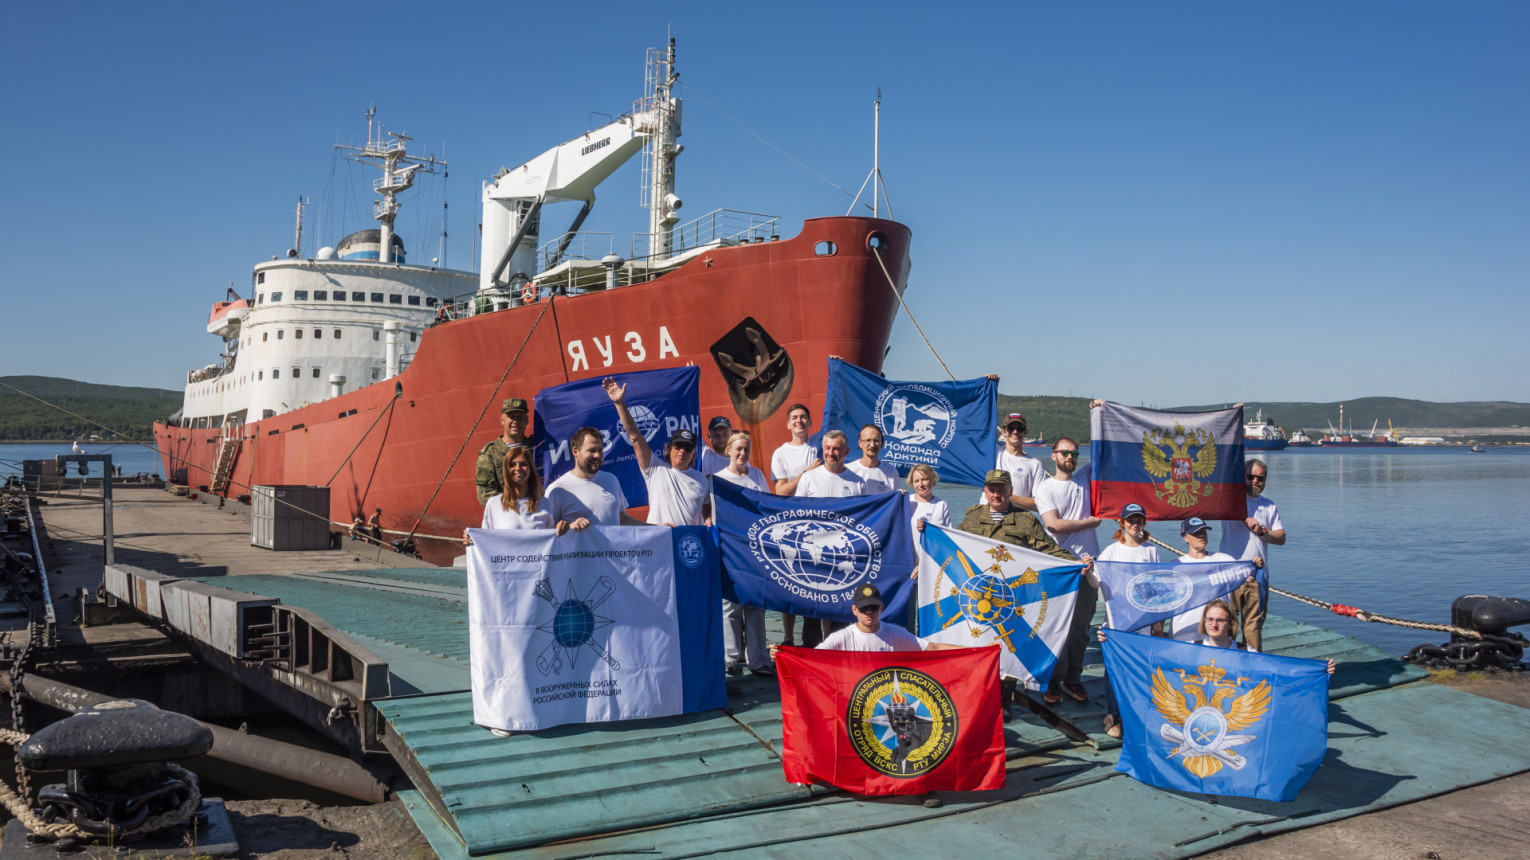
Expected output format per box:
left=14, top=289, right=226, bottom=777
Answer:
left=544, top=427, right=646, bottom=529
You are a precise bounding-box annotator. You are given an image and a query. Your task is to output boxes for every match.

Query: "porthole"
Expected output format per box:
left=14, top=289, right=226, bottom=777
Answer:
left=314, top=328, right=322, bottom=339
left=271, top=292, right=283, bottom=302
left=814, top=241, right=837, bottom=256
left=262, top=332, right=268, bottom=343
left=410, top=331, right=417, bottom=342
left=257, top=273, right=265, bottom=284
left=312, top=367, right=321, bottom=378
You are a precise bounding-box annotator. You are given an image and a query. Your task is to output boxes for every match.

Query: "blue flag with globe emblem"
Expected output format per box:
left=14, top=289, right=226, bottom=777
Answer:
left=712, top=479, right=916, bottom=624
left=819, top=358, right=998, bottom=486
left=917, top=525, right=1086, bottom=688
left=1095, top=559, right=1264, bottom=635
left=533, top=366, right=701, bottom=509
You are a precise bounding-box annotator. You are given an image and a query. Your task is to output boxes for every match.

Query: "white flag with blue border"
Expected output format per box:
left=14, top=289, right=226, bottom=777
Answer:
left=917, top=525, right=1086, bottom=689
left=467, top=525, right=724, bottom=732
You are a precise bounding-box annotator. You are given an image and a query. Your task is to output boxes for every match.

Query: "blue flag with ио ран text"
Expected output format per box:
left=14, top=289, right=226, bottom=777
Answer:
left=712, top=478, right=916, bottom=625
left=1095, top=558, right=1263, bottom=634
left=1102, top=628, right=1329, bottom=802
left=532, top=366, right=700, bottom=508
left=819, top=358, right=998, bottom=487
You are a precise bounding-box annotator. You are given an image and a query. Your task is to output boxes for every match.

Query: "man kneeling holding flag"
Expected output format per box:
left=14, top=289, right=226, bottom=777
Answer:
left=775, top=584, right=1006, bottom=794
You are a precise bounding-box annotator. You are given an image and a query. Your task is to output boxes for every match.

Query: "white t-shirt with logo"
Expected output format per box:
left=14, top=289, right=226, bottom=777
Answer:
left=771, top=442, right=819, bottom=484
left=817, top=623, right=922, bottom=652
left=699, top=446, right=730, bottom=477
left=978, top=450, right=1050, bottom=504
left=545, top=470, right=629, bottom=526
left=795, top=467, right=866, bottom=499
left=1220, top=495, right=1283, bottom=572
left=714, top=465, right=769, bottom=493
left=642, top=463, right=708, bottom=526
left=1168, top=551, right=1240, bottom=641
left=909, top=496, right=952, bottom=566
left=847, top=460, right=899, bottom=495
left=1033, top=472, right=1100, bottom=561
left=480, top=496, right=555, bottom=531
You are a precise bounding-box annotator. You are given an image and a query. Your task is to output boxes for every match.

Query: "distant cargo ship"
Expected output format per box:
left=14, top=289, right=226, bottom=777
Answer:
left=1287, top=429, right=1314, bottom=448
left=1318, top=403, right=1398, bottom=448
left=1243, top=409, right=1289, bottom=451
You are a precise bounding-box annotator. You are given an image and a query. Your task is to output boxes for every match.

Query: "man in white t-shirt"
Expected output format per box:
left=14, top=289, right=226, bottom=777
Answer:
left=1034, top=437, right=1102, bottom=705
left=770, top=584, right=921, bottom=655
left=1218, top=459, right=1285, bottom=652
left=771, top=403, right=821, bottom=496
left=986, top=412, right=1048, bottom=511
left=846, top=424, right=899, bottom=494
left=795, top=430, right=866, bottom=499
left=1168, top=517, right=1255, bottom=641
left=699, top=415, right=732, bottom=476
left=604, top=378, right=707, bottom=526
left=544, top=426, right=646, bottom=528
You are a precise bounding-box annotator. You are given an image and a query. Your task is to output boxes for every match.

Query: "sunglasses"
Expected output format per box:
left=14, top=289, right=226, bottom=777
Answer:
left=855, top=604, right=882, bottom=613
left=1054, top=450, right=1079, bottom=458
left=1247, top=474, right=1267, bottom=482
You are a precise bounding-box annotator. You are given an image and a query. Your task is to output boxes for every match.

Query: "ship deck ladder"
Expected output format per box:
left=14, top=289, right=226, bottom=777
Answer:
left=211, top=432, right=239, bottom=493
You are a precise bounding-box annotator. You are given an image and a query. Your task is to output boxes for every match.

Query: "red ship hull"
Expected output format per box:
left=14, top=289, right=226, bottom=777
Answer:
left=155, top=216, right=911, bottom=563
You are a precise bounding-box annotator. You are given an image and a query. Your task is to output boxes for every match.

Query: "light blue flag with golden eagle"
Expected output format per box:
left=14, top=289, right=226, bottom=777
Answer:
left=1102, top=629, right=1329, bottom=802
left=917, top=525, right=1085, bottom=689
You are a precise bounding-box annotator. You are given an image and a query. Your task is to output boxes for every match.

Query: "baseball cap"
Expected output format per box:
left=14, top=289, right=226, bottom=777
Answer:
left=1122, top=503, right=1147, bottom=520
left=852, top=583, right=884, bottom=609
left=501, top=397, right=529, bottom=414
left=1003, top=413, right=1027, bottom=428
left=1180, top=517, right=1212, bottom=537
left=984, top=469, right=1013, bottom=487
left=667, top=428, right=698, bottom=448
left=708, top=416, right=732, bottom=431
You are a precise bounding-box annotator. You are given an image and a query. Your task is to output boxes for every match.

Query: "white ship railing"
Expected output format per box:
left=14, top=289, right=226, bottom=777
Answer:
left=536, top=232, right=615, bottom=271
left=631, top=208, right=779, bottom=260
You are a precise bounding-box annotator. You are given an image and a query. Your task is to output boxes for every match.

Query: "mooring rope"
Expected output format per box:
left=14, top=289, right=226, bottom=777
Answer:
left=871, top=246, right=955, bottom=382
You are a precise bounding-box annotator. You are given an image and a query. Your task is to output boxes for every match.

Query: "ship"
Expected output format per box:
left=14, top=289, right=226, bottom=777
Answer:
left=1317, top=403, right=1398, bottom=448
left=154, top=42, right=910, bottom=564
left=1287, top=428, right=1314, bottom=447
left=1243, top=408, right=1288, bottom=451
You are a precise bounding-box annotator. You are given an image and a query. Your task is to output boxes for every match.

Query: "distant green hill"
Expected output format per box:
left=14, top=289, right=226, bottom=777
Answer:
left=992, top=395, right=1530, bottom=445
left=0, top=376, right=181, bottom=441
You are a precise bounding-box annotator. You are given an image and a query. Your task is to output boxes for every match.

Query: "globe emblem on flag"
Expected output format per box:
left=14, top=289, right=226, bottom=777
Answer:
left=677, top=534, right=706, bottom=569
left=956, top=572, right=1018, bottom=627
left=1183, top=706, right=1228, bottom=754
left=552, top=600, right=596, bottom=648
left=755, top=518, right=878, bottom=593
left=1125, top=569, right=1194, bottom=612
left=627, top=405, right=662, bottom=441
left=874, top=385, right=956, bottom=450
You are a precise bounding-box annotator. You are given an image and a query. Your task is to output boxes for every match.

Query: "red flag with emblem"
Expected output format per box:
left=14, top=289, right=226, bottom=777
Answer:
left=776, top=645, right=1005, bottom=794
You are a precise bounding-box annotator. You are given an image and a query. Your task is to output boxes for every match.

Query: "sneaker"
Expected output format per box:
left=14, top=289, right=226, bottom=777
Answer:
left=751, top=665, right=777, bottom=678
left=491, top=728, right=512, bottom=738
left=1064, top=682, right=1090, bottom=703
left=1043, top=688, right=1065, bottom=705
left=726, top=663, right=744, bottom=677
left=1103, top=715, right=1122, bottom=739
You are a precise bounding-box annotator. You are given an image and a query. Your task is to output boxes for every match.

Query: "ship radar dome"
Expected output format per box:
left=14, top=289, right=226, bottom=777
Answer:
left=337, top=229, right=406, bottom=263
left=316, top=246, right=336, bottom=260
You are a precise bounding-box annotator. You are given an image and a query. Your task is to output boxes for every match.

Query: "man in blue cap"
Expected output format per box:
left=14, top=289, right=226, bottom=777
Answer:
left=1169, top=517, right=1262, bottom=642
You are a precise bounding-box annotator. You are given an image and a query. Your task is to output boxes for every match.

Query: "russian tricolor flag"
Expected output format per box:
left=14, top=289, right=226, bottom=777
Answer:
left=1090, top=403, right=1246, bottom=521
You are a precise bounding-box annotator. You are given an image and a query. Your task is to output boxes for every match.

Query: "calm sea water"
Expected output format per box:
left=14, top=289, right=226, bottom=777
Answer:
left=0, top=442, right=164, bottom=479
left=3, top=442, right=1526, bottom=655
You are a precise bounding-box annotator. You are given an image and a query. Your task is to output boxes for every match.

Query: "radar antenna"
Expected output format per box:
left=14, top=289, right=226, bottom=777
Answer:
left=335, top=108, right=447, bottom=264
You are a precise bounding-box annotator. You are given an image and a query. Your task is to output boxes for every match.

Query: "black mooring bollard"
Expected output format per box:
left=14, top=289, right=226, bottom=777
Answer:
left=1451, top=595, right=1530, bottom=637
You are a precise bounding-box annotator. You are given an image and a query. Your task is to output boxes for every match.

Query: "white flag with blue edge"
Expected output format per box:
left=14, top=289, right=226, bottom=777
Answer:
left=467, top=525, right=724, bottom=732
left=917, top=525, right=1086, bottom=689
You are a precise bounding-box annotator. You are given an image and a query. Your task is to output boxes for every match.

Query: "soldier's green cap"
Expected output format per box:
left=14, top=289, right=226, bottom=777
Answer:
left=502, top=398, right=530, bottom=414
left=983, top=469, right=1012, bottom=487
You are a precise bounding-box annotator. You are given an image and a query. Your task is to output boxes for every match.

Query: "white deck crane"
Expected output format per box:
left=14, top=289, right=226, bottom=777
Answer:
left=479, top=40, right=683, bottom=298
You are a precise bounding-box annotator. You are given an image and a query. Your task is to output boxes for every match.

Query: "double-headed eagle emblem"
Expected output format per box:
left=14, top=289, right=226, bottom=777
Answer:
left=1142, top=423, right=1218, bottom=509
left=1152, top=660, right=1270, bottom=778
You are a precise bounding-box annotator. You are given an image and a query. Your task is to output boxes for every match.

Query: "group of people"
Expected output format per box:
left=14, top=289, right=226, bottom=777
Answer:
left=467, top=388, right=1311, bottom=736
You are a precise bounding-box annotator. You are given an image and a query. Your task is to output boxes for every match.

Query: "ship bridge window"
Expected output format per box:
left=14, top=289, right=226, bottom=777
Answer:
left=292, top=366, right=301, bottom=378
left=425, top=297, right=438, bottom=307
left=814, top=241, right=837, bottom=256
left=312, top=367, right=321, bottom=378
left=314, top=328, right=322, bottom=339
left=410, top=331, right=417, bottom=342
left=257, top=273, right=265, bottom=284
left=351, top=291, right=365, bottom=302
left=277, top=330, right=284, bottom=340
left=371, top=292, right=384, bottom=303
left=271, top=292, right=283, bottom=302
left=314, top=290, right=327, bottom=301
left=334, top=291, right=347, bottom=301
left=294, top=329, right=303, bottom=339
left=295, top=290, right=309, bottom=301
left=389, top=294, right=403, bottom=305
left=272, top=369, right=280, bottom=379
left=407, top=295, right=421, bottom=306
left=371, top=368, right=381, bottom=380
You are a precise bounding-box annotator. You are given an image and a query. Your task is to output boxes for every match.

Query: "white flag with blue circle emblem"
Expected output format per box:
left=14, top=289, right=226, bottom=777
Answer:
left=467, top=525, right=724, bottom=732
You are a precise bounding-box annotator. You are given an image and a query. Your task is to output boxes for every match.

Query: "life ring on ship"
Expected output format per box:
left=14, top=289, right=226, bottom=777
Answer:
left=522, top=282, right=538, bottom=304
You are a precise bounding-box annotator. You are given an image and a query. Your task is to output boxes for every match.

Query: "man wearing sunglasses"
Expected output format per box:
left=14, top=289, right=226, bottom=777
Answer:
left=1035, top=437, right=1101, bottom=704
left=768, top=584, right=922, bottom=654
left=1219, top=459, right=1285, bottom=651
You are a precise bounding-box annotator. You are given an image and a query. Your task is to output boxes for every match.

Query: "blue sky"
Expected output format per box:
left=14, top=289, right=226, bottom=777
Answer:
left=3, top=2, right=1526, bottom=405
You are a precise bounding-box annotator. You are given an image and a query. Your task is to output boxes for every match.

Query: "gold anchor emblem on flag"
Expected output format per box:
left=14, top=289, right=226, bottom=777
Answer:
left=1141, top=422, right=1218, bottom=509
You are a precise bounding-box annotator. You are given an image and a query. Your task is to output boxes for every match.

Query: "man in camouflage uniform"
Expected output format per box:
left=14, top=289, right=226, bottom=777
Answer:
left=475, top=397, right=531, bottom=504
left=958, top=468, right=1080, bottom=717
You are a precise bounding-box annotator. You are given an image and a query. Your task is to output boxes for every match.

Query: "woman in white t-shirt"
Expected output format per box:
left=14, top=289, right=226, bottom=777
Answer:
left=465, top=447, right=558, bottom=544
left=1192, top=600, right=1336, bottom=673
left=907, top=463, right=951, bottom=578
left=1095, top=502, right=1158, bottom=738
left=714, top=432, right=775, bottom=676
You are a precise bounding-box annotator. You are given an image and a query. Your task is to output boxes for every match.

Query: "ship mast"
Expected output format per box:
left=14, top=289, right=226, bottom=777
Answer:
left=639, top=40, right=683, bottom=260
left=292, top=196, right=308, bottom=257
left=847, top=90, right=893, bottom=218
left=336, top=107, right=446, bottom=264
